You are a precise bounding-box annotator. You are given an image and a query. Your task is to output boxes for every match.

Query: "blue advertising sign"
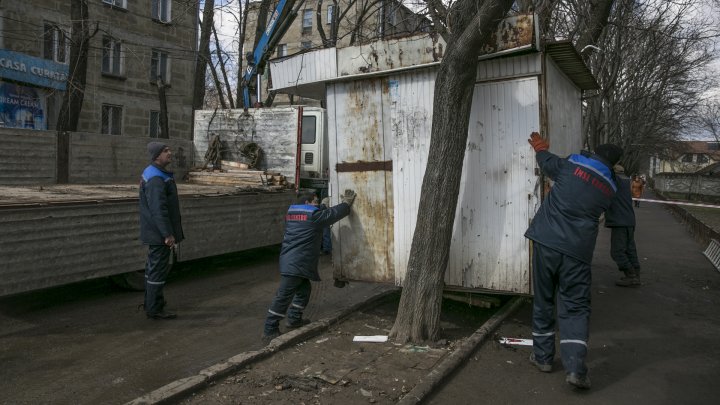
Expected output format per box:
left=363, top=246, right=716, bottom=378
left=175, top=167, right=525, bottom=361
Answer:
left=0, top=49, right=69, bottom=90
left=0, top=82, right=47, bottom=130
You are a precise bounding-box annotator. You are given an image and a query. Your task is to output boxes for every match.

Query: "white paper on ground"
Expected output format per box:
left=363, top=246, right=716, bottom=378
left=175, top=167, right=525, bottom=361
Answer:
left=353, top=335, right=388, bottom=343
left=499, top=337, right=533, bottom=346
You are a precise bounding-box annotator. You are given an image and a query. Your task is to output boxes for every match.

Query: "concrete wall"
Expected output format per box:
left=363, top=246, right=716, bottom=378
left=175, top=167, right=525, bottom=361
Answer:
left=654, top=173, right=720, bottom=203
left=69, top=132, right=193, bottom=183
left=0, top=127, right=192, bottom=185
left=0, top=128, right=56, bottom=185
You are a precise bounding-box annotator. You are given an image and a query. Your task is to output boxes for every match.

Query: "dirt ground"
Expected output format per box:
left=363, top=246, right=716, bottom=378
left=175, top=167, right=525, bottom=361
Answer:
left=181, top=292, right=504, bottom=405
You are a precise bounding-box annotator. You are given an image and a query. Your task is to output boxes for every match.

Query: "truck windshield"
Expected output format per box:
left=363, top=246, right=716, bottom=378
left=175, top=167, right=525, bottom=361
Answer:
left=302, top=116, right=316, bottom=144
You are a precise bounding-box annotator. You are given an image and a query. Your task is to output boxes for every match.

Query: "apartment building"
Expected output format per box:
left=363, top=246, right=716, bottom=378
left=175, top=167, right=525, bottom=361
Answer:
left=0, top=0, right=197, bottom=139
left=242, top=0, right=430, bottom=106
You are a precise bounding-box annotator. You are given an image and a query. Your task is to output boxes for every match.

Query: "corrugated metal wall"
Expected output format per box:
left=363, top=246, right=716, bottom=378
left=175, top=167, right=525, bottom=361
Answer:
left=0, top=128, right=56, bottom=185
left=328, top=79, right=395, bottom=283
left=388, top=70, right=436, bottom=286
left=445, top=78, right=540, bottom=294
left=476, top=53, right=541, bottom=83
left=69, top=132, right=193, bottom=183
left=545, top=56, right=583, bottom=156
left=0, top=191, right=293, bottom=296
left=176, top=191, right=292, bottom=262
left=269, top=48, right=337, bottom=93
left=194, top=108, right=304, bottom=180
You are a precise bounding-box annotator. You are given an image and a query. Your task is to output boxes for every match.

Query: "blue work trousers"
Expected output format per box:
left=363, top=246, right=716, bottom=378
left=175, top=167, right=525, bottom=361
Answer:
left=531, top=242, right=592, bottom=375
left=264, top=275, right=311, bottom=334
left=144, top=245, right=171, bottom=315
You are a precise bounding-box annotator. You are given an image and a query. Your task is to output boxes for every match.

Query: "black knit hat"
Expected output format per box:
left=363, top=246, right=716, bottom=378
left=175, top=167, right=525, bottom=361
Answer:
left=148, top=142, right=168, bottom=162
left=594, top=144, right=623, bottom=166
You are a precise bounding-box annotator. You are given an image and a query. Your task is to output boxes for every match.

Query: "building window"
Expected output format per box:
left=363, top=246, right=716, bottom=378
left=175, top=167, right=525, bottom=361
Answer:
left=327, top=5, right=334, bottom=24
left=101, top=104, right=123, bottom=135
left=681, top=154, right=693, bottom=163
left=103, top=0, right=127, bottom=8
left=149, top=111, right=161, bottom=138
left=302, top=9, right=313, bottom=33
left=43, top=23, right=69, bottom=64
left=697, top=154, right=709, bottom=163
left=301, top=41, right=312, bottom=50
left=150, top=49, right=170, bottom=84
left=151, top=0, right=172, bottom=23
left=277, top=44, right=287, bottom=57
left=102, top=36, right=123, bottom=76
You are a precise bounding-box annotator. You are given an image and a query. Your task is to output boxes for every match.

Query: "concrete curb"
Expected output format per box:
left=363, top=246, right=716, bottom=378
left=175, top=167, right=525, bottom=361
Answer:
left=125, top=288, right=398, bottom=405
left=397, top=296, right=527, bottom=405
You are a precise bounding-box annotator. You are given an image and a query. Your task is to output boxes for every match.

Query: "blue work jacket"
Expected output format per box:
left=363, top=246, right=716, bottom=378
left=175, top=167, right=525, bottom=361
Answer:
left=279, top=202, right=350, bottom=280
left=139, top=164, right=184, bottom=245
left=525, top=150, right=617, bottom=264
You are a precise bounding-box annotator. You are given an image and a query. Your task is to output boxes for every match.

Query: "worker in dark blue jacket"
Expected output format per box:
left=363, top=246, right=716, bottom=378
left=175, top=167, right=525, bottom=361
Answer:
left=262, top=189, right=357, bottom=343
left=605, top=165, right=641, bottom=287
left=525, top=132, right=623, bottom=390
left=139, top=142, right=184, bottom=320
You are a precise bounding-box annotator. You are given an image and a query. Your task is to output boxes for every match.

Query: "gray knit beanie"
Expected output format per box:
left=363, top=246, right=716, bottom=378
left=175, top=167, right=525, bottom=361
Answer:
left=147, top=142, right=168, bottom=162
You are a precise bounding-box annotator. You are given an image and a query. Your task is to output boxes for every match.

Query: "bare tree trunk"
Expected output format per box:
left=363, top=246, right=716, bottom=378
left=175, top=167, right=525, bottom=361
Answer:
left=236, top=0, right=250, bottom=101
left=389, top=0, right=515, bottom=344
left=576, top=0, right=615, bottom=61
left=57, top=0, right=94, bottom=132
left=157, top=77, right=169, bottom=139
left=212, top=23, right=235, bottom=108
left=193, top=0, right=214, bottom=110
left=207, top=54, right=228, bottom=109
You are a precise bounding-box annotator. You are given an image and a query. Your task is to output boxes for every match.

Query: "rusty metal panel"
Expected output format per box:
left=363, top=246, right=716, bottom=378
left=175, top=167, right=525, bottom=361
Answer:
left=0, top=128, right=56, bottom=185
left=387, top=69, right=437, bottom=286
left=0, top=190, right=293, bottom=297
left=445, top=78, right=540, bottom=294
left=476, top=53, right=542, bottom=83
left=545, top=56, right=583, bottom=158
left=336, top=34, right=445, bottom=77
left=478, top=14, right=537, bottom=57
left=328, top=79, right=394, bottom=283
left=68, top=133, right=193, bottom=183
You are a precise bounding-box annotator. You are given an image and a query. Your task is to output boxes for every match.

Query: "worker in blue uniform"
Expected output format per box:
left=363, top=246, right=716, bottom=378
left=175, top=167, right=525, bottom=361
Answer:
left=262, top=189, right=357, bottom=343
left=139, top=142, right=184, bottom=320
left=525, top=132, right=623, bottom=389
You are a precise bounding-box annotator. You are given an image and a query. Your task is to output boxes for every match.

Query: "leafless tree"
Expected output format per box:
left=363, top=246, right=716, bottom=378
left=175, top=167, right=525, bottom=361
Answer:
left=193, top=0, right=215, bottom=110
left=57, top=0, right=98, bottom=132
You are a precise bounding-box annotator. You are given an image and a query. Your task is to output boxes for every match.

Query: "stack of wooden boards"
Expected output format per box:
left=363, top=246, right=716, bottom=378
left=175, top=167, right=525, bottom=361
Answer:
left=187, top=160, right=291, bottom=190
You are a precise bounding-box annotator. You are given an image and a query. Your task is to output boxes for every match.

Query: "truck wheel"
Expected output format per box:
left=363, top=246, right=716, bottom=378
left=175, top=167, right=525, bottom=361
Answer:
left=111, top=270, right=145, bottom=291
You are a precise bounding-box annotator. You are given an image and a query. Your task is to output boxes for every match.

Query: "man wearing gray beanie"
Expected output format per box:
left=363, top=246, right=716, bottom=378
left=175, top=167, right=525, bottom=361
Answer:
left=525, top=132, right=623, bottom=390
left=138, top=142, right=184, bottom=319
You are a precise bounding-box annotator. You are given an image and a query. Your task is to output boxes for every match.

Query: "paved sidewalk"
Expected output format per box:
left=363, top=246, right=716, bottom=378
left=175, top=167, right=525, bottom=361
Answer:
left=428, top=194, right=720, bottom=404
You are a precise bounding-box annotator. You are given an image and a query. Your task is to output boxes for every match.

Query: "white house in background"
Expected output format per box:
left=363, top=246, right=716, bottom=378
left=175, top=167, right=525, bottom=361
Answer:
left=649, top=141, right=720, bottom=177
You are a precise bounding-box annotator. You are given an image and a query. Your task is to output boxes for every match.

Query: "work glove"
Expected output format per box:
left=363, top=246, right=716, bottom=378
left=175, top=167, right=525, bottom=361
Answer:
left=341, top=189, right=357, bottom=207
left=528, top=132, right=549, bottom=152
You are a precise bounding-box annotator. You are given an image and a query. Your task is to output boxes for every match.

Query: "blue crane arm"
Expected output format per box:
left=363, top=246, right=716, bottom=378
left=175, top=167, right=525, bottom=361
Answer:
left=242, top=0, right=304, bottom=108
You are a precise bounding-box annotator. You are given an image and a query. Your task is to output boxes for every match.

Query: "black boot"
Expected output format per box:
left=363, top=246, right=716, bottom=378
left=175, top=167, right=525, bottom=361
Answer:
left=616, top=267, right=641, bottom=287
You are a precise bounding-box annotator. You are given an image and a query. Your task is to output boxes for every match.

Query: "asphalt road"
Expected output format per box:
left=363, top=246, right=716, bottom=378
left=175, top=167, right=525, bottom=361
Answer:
left=0, top=247, right=388, bottom=404
left=428, top=193, right=720, bottom=404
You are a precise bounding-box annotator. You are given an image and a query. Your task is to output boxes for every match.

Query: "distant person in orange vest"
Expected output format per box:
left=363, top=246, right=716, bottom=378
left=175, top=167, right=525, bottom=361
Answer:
left=630, top=175, right=645, bottom=207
